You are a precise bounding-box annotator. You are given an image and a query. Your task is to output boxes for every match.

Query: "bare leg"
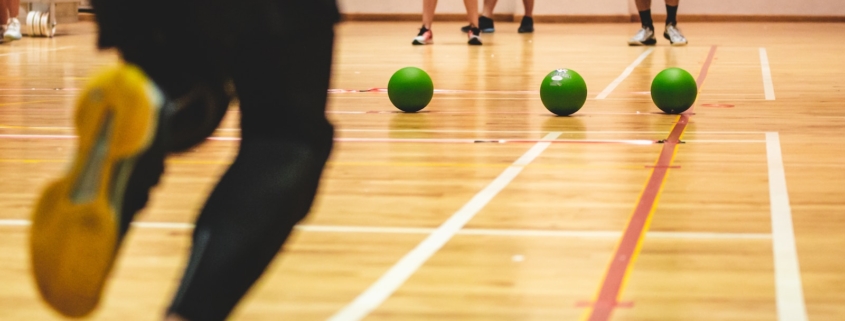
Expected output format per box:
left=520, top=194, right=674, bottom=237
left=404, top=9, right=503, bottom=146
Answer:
left=523, top=0, right=534, bottom=17
left=422, top=0, right=437, bottom=29
left=635, top=0, right=651, bottom=11
left=463, top=0, right=478, bottom=27
left=665, top=0, right=679, bottom=6
left=8, top=0, right=18, bottom=17
left=0, top=0, right=8, bottom=25
left=481, top=0, right=497, bottom=18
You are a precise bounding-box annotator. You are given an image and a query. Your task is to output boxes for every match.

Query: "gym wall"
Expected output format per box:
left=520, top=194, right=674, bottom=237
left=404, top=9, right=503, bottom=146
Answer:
left=338, top=0, right=845, bottom=21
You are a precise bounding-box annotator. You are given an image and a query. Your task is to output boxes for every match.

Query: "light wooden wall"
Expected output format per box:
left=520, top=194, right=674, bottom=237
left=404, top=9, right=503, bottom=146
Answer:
left=338, top=0, right=845, bottom=17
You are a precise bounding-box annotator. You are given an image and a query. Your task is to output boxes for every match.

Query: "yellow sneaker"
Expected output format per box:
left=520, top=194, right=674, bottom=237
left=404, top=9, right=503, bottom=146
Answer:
left=29, top=64, right=169, bottom=317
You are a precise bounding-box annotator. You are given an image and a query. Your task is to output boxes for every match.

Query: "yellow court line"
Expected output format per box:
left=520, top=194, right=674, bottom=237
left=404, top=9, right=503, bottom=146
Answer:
left=579, top=114, right=688, bottom=321
left=614, top=141, right=681, bottom=302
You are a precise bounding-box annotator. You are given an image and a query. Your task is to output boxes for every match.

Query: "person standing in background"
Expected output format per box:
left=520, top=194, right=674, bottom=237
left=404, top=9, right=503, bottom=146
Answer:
left=628, top=0, right=687, bottom=46
left=413, top=0, right=483, bottom=45
left=460, top=0, right=535, bottom=33
left=1, top=0, right=21, bottom=42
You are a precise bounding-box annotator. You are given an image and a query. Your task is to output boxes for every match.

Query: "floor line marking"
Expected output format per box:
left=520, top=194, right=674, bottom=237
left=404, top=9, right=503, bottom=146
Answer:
left=0, top=135, right=768, bottom=146
left=0, top=134, right=654, bottom=145
left=0, top=99, right=69, bottom=108
left=0, top=46, right=74, bottom=58
left=0, top=126, right=769, bottom=135
left=760, top=48, right=776, bottom=100
left=0, top=219, right=772, bottom=240
left=596, top=48, right=655, bottom=100
left=327, top=132, right=561, bottom=321
left=765, top=132, right=807, bottom=321
left=584, top=45, right=717, bottom=321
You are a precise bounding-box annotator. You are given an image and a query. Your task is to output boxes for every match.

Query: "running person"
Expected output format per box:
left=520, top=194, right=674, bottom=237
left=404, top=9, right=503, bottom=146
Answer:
left=628, top=0, right=688, bottom=46
left=29, top=1, right=339, bottom=320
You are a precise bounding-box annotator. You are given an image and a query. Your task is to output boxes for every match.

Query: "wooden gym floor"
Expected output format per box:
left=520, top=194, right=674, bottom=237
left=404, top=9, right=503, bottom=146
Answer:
left=0, top=21, right=844, bottom=320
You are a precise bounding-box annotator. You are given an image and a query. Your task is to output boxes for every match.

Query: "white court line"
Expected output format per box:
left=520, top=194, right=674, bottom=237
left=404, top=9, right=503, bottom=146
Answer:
left=760, top=48, right=776, bottom=100
left=682, top=139, right=766, bottom=143
left=297, top=225, right=435, bottom=235
left=0, top=46, right=74, bottom=58
left=0, top=126, right=770, bottom=135
left=766, top=132, right=807, bottom=321
left=647, top=231, right=770, bottom=240
left=0, top=219, right=29, bottom=226
left=0, top=220, right=773, bottom=240
left=338, top=129, right=668, bottom=134
left=133, top=222, right=195, bottom=229
left=596, top=48, right=655, bottom=100
left=327, top=132, right=561, bottom=321
left=337, top=129, right=767, bottom=135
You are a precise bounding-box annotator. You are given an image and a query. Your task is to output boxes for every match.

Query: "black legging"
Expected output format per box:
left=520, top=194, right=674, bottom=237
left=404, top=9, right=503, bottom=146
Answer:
left=92, top=1, right=338, bottom=320
left=166, top=27, right=336, bottom=320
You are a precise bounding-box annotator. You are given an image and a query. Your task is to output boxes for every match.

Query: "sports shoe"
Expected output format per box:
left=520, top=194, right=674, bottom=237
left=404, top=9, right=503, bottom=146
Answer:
left=4, top=18, right=21, bottom=41
left=30, top=64, right=171, bottom=317
left=468, top=27, right=482, bottom=45
left=461, top=16, right=494, bottom=33
left=627, top=26, right=656, bottom=46
left=518, top=16, right=534, bottom=33
left=663, top=24, right=688, bottom=46
left=412, top=26, right=433, bottom=45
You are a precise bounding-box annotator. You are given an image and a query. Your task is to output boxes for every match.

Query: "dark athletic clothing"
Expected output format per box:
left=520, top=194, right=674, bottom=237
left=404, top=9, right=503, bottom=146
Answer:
left=90, top=1, right=339, bottom=320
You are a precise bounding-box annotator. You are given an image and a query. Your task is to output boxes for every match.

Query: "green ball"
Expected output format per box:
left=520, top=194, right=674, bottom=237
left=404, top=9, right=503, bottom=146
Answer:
left=651, top=67, right=698, bottom=114
left=539, top=68, right=587, bottom=116
left=387, top=67, right=434, bottom=112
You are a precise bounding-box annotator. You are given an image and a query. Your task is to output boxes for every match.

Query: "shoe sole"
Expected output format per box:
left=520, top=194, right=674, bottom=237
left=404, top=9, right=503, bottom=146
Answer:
left=29, top=64, right=163, bottom=317
left=4, top=34, right=21, bottom=41
left=461, top=27, right=494, bottom=33
left=664, top=33, right=687, bottom=46
left=628, top=40, right=657, bottom=46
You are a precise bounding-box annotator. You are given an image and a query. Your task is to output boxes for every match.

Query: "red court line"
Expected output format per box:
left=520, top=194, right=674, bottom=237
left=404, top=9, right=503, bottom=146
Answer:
left=585, top=45, right=717, bottom=321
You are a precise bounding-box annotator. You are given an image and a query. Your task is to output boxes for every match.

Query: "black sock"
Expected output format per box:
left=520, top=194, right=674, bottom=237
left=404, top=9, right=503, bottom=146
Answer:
left=638, top=9, right=654, bottom=30
left=666, top=5, right=678, bottom=26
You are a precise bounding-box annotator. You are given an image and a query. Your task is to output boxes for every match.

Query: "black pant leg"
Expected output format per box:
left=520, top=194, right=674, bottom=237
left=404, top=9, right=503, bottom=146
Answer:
left=167, top=24, right=336, bottom=321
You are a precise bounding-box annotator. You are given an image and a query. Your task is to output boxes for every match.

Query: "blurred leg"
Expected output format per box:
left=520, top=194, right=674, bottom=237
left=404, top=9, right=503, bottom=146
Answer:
left=463, top=0, right=479, bottom=27
left=166, top=20, right=336, bottom=321
left=8, top=0, right=18, bottom=17
left=422, top=0, right=437, bottom=29
left=523, top=0, right=534, bottom=17
left=481, top=0, right=498, bottom=18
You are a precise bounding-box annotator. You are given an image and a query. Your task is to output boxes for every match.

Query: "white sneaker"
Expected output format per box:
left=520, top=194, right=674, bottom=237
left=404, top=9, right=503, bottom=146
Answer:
left=627, top=27, right=656, bottom=46
left=663, top=24, right=687, bottom=46
left=412, top=26, right=433, bottom=45
left=4, top=18, right=21, bottom=41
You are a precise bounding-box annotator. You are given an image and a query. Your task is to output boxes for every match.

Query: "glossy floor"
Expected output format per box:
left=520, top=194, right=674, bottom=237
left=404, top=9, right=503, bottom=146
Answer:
left=0, top=21, right=843, bottom=321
